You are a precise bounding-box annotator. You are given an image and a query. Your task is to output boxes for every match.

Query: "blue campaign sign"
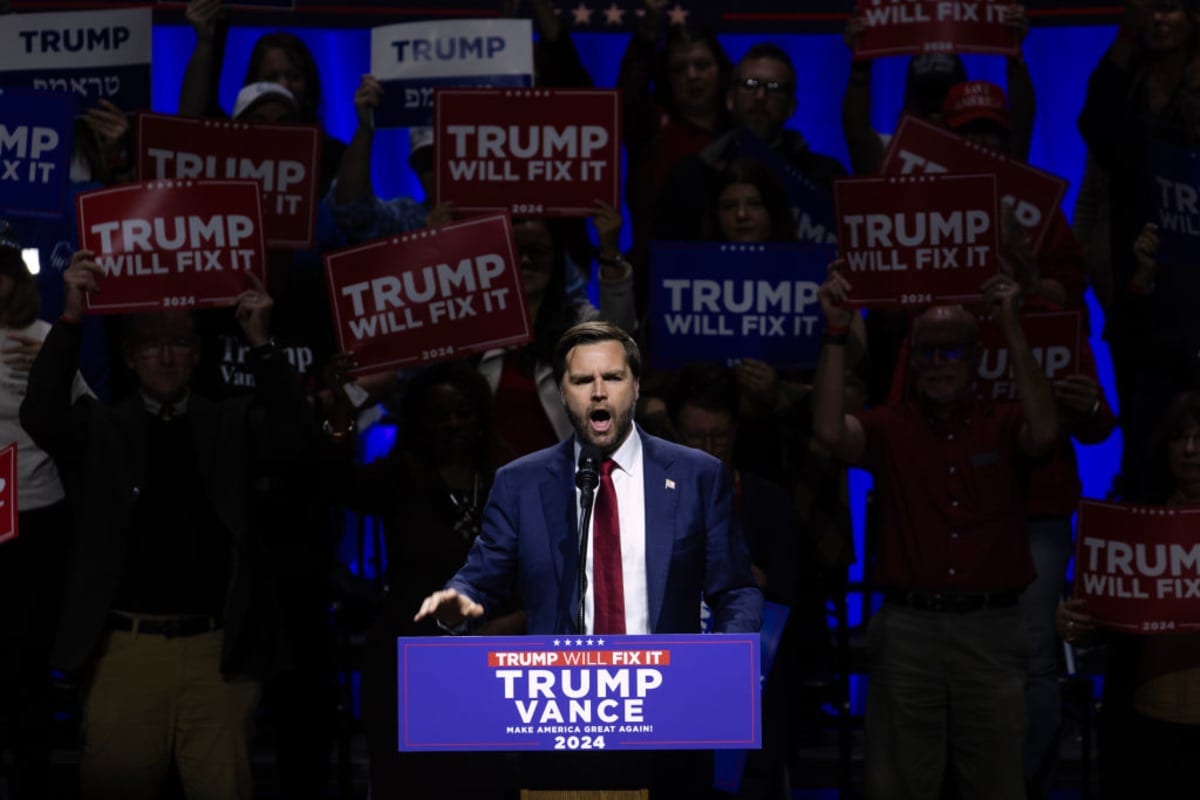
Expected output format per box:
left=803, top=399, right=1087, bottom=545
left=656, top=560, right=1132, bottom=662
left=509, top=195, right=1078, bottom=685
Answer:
left=1146, top=141, right=1200, bottom=268
left=370, top=19, right=534, bottom=128
left=397, top=633, right=761, bottom=752
left=0, top=8, right=152, bottom=112
left=649, top=242, right=834, bottom=370
left=737, top=131, right=839, bottom=247
left=0, top=89, right=75, bottom=219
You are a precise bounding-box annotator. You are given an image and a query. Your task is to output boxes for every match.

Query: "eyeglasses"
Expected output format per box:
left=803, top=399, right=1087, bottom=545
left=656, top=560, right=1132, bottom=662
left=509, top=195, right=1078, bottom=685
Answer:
left=913, top=345, right=971, bottom=364
left=736, top=77, right=790, bottom=96
left=133, top=338, right=195, bottom=359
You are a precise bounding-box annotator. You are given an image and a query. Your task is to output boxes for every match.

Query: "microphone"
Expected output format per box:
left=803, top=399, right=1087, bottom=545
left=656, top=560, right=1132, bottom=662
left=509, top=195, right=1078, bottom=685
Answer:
left=576, top=443, right=602, bottom=495
left=575, top=443, right=603, bottom=634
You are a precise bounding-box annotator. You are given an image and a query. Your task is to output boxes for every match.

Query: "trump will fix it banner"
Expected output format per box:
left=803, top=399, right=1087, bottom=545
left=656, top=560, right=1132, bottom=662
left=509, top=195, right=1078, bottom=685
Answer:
left=324, top=213, right=529, bottom=374
left=76, top=180, right=267, bottom=314
left=137, top=113, right=320, bottom=250
left=435, top=88, right=620, bottom=217
left=833, top=173, right=999, bottom=307
left=0, top=443, right=17, bottom=545
left=854, top=0, right=1018, bottom=59
left=1074, top=500, right=1200, bottom=635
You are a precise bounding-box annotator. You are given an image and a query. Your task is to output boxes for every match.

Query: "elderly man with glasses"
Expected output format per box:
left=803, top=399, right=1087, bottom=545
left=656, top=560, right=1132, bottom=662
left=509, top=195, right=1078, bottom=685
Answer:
left=654, top=43, right=846, bottom=243
left=812, top=265, right=1060, bottom=800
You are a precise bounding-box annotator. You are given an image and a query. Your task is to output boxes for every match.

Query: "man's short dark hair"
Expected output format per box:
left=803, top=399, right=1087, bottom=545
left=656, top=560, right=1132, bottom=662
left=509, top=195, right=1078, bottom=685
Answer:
left=735, top=43, right=797, bottom=92
left=552, top=321, right=641, bottom=385
left=665, top=362, right=740, bottom=425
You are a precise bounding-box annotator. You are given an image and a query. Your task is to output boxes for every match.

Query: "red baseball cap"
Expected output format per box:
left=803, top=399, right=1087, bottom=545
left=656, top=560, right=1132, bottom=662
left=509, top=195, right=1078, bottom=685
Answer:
left=942, top=81, right=1009, bottom=132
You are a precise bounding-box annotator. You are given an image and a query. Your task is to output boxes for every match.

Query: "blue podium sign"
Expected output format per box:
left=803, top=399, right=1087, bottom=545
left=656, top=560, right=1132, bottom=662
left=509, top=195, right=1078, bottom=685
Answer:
left=397, top=634, right=761, bottom=752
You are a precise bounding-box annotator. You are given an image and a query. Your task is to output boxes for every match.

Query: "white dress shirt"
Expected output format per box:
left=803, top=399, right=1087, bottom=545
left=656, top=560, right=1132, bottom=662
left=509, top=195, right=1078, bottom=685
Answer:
left=573, top=426, right=649, bottom=634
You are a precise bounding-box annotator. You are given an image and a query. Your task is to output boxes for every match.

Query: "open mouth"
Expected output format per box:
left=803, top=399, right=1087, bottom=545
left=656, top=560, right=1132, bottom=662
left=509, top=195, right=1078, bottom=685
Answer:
left=589, top=408, right=613, bottom=435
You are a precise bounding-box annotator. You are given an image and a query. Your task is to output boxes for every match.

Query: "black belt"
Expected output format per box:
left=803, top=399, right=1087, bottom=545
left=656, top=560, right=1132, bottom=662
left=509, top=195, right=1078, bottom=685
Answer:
left=884, top=590, right=1019, bottom=613
left=108, top=613, right=218, bottom=638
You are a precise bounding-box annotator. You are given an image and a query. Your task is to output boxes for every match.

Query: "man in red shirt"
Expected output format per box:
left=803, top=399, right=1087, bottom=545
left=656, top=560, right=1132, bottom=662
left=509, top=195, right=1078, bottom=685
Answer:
left=813, top=266, right=1059, bottom=800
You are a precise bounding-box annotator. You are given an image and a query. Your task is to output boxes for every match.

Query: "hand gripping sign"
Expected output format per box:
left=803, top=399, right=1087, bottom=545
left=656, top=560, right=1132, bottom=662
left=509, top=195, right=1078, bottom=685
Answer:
left=370, top=18, right=533, bottom=128
left=137, top=113, right=320, bottom=250
left=833, top=173, right=1000, bottom=307
left=880, top=114, right=1067, bottom=253
left=435, top=88, right=621, bottom=217
left=76, top=180, right=267, bottom=314
left=324, top=213, right=530, bottom=374
left=854, top=0, right=1018, bottom=60
left=1074, top=500, right=1200, bottom=635
left=0, top=443, right=16, bottom=545
left=0, top=8, right=152, bottom=112
left=974, top=310, right=1082, bottom=401
left=0, top=88, right=75, bottom=219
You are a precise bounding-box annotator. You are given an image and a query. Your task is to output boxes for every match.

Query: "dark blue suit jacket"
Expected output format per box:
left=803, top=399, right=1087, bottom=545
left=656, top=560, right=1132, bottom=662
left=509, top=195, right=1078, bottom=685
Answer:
left=447, top=429, right=762, bottom=634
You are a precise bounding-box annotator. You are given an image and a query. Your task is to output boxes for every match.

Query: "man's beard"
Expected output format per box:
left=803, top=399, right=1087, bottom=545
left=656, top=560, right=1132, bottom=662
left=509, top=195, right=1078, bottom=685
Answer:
left=567, top=403, right=636, bottom=456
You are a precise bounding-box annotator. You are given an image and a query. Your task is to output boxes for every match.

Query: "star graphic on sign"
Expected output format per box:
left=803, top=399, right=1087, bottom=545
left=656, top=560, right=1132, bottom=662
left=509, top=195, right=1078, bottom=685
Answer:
left=666, top=2, right=689, bottom=25
left=575, top=638, right=584, bottom=646
left=572, top=2, right=594, bottom=25
left=603, top=2, right=625, bottom=25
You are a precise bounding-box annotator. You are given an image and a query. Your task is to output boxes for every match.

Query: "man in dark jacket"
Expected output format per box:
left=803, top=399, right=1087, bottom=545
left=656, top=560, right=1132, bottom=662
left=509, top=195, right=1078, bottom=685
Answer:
left=20, top=249, right=311, bottom=800
left=654, top=42, right=846, bottom=243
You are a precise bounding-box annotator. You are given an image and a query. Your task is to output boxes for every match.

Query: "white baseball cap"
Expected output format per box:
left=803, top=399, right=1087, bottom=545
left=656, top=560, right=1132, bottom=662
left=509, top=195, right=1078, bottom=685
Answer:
left=232, top=81, right=298, bottom=120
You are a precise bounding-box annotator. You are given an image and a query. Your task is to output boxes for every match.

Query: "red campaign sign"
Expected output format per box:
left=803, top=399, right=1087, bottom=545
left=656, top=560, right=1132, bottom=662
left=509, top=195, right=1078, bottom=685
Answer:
left=434, top=88, right=621, bottom=217
left=975, top=310, right=1082, bottom=401
left=854, top=0, right=1018, bottom=60
left=880, top=114, right=1067, bottom=254
left=0, top=443, right=16, bottom=545
left=136, top=113, right=320, bottom=250
left=1074, top=500, right=1200, bottom=635
left=833, top=173, right=999, bottom=308
left=76, top=179, right=267, bottom=315
left=324, top=212, right=530, bottom=373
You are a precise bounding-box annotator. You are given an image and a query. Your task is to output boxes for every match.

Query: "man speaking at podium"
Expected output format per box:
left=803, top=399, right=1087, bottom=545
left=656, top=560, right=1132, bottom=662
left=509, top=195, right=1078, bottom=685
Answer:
left=416, top=320, right=762, bottom=796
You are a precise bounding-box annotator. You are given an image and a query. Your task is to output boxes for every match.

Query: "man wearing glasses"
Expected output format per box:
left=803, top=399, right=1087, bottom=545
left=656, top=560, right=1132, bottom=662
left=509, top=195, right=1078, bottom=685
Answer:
left=20, top=250, right=312, bottom=800
left=812, top=267, right=1059, bottom=800
left=655, top=43, right=846, bottom=241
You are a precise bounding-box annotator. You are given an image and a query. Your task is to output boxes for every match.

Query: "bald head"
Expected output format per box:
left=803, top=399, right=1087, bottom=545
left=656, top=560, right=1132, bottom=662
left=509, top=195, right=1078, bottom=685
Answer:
left=911, top=305, right=977, bottom=348
left=909, top=305, right=978, bottom=408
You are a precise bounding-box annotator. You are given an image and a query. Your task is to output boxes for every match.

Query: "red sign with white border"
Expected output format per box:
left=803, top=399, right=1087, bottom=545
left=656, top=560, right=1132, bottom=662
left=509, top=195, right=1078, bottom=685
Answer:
left=975, top=310, right=1082, bottom=401
left=854, top=0, right=1018, bottom=60
left=324, top=212, right=530, bottom=374
left=136, top=112, right=320, bottom=250
left=1074, top=500, right=1200, bottom=635
left=76, top=179, right=267, bottom=315
left=880, top=114, right=1067, bottom=254
left=0, top=443, right=17, bottom=545
left=833, top=172, right=999, bottom=307
left=434, top=88, right=621, bottom=217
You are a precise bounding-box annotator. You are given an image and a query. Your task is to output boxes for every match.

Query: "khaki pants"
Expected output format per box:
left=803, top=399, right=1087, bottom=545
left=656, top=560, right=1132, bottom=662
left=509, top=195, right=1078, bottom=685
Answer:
left=81, top=628, right=260, bottom=800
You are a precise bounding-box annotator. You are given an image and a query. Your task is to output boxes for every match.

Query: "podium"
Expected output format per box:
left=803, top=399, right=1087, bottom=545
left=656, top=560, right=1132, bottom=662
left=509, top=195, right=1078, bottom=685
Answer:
left=395, top=633, right=761, bottom=795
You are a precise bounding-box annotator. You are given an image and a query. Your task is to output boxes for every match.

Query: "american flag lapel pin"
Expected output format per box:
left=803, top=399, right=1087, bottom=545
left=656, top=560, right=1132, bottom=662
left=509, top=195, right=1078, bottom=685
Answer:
left=665, top=478, right=676, bottom=490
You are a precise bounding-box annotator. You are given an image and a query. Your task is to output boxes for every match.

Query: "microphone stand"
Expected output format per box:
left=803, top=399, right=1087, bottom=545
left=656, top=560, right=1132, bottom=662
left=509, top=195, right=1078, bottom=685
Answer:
left=576, top=483, right=596, bottom=635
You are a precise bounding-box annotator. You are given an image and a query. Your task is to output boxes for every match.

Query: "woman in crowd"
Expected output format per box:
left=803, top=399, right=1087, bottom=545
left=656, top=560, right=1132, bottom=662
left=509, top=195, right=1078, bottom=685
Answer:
left=181, top=0, right=345, bottom=192
left=0, top=231, right=88, bottom=798
left=324, top=359, right=518, bottom=798
left=1060, top=388, right=1200, bottom=799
